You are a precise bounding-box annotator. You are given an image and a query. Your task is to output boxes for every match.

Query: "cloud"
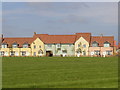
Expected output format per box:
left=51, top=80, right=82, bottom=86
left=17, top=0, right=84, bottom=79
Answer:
left=3, top=2, right=118, bottom=25
left=26, top=2, right=118, bottom=25
left=47, top=14, right=88, bottom=24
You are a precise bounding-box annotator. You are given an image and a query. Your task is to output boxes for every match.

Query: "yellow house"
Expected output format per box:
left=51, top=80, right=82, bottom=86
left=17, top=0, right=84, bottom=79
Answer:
left=0, top=36, right=45, bottom=57
left=75, top=37, right=89, bottom=56
left=31, top=38, right=45, bottom=56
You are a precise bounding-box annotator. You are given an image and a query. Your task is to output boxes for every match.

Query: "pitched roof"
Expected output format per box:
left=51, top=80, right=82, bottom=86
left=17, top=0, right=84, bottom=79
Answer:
left=76, top=33, right=91, bottom=43
left=90, top=36, right=114, bottom=46
left=33, top=33, right=91, bottom=44
left=1, top=33, right=115, bottom=47
left=2, top=37, right=35, bottom=47
left=35, top=34, right=76, bottom=44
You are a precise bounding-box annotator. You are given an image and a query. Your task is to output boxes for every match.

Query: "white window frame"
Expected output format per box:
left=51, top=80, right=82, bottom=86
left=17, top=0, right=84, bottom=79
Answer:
left=92, top=42, right=98, bottom=47
left=0, top=51, right=4, bottom=56
left=47, top=44, right=52, bottom=48
left=94, top=50, right=100, bottom=55
left=10, top=51, right=15, bottom=56
left=56, top=44, right=61, bottom=48
left=21, top=51, right=26, bottom=56
left=12, top=43, right=18, bottom=48
left=1, top=43, right=7, bottom=48
left=106, top=50, right=112, bottom=55
left=38, top=50, right=43, bottom=54
left=104, top=42, right=110, bottom=47
left=23, top=44, right=28, bottom=48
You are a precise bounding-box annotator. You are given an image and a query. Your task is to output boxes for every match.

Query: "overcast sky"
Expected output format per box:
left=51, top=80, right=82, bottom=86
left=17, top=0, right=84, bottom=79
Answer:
left=2, top=2, right=118, bottom=41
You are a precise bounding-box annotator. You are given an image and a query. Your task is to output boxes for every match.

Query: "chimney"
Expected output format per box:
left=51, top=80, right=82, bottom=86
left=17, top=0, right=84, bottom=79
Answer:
left=100, top=34, right=103, bottom=38
left=34, top=32, right=36, bottom=35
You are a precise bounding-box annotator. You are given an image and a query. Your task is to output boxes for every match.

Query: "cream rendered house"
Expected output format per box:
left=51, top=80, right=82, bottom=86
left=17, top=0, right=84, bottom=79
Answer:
left=75, top=37, right=89, bottom=57
left=31, top=38, right=45, bottom=56
left=0, top=36, right=45, bottom=57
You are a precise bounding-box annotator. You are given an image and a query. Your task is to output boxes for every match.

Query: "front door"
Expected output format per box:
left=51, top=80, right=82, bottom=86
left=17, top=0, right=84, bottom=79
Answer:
left=46, top=51, right=53, bottom=57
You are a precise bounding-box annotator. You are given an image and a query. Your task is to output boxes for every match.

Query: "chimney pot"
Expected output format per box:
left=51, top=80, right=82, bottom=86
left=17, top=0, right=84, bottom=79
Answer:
left=100, top=34, right=103, bottom=37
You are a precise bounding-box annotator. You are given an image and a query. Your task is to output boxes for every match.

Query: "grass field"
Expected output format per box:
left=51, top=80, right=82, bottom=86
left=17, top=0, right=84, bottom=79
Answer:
left=2, top=57, right=118, bottom=88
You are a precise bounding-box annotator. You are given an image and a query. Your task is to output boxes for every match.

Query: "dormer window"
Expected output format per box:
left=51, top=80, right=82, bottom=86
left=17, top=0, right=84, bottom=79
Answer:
left=104, top=41, right=110, bottom=47
left=1, top=43, right=7, bottom=48
left=92, top=41, right=99, bottom=47
left=12, top=43, right=18, bottom=48
left=23, top=43, right=29, bottom=48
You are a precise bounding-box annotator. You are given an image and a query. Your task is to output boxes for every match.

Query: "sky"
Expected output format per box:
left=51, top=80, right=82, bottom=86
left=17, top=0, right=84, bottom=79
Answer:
left=2, top=2, right=118, bottom=41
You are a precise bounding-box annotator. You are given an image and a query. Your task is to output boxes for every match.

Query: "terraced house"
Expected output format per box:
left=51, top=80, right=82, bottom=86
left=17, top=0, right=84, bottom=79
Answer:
left=0, top=32, right=117, bottom=57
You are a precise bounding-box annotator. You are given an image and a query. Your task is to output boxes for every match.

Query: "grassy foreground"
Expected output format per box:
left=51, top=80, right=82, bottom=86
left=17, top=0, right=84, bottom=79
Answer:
left=2, top=57, right=118, bottom=88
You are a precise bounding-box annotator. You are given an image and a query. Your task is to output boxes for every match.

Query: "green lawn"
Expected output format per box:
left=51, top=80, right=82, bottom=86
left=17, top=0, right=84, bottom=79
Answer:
left=2, top=57, right=118, bottom=88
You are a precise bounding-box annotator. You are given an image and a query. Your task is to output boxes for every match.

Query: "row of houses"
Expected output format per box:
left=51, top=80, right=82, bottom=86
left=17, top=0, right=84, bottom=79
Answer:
left=0, top=32, right=117, bottom=57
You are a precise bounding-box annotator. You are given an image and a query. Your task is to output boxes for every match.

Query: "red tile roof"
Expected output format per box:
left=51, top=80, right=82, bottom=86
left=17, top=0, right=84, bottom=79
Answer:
left=35, top=34, right=76, bottom=44
left=1, top=33, right=115, bottom=47
left=90, top=36, right=114, bottom=47
left=76, top=33, right=91, bottom=43
left=33, top=33, right=91, bottom=44
left=2, top=38, right=35, bottom=48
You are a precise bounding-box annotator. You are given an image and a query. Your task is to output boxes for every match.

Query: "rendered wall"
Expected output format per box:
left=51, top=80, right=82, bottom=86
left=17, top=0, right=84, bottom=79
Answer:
left=75, top=37, right=89, bottom=56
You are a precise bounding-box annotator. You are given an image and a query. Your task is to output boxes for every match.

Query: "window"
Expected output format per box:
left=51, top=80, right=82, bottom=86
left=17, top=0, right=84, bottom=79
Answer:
left=76, top=48, right=82, bottom=53
left=38, top=50, right=43, bottom=54
left=78, top=42, right=82, bottom=47
left=62, top=50, right=67, bottom=53
left=10, top=51, right=15, bottom=56
left=92, top=41, right=99, bottom=47
left=34, top=52, right=36, bottom=56
left=1, top=43, right=7, bottom=48
left=48, top=44, right=52, bottom=47
left=34, top=45, right=36, bottom=49
left=12, top=43, right=18, bottom=48
left=0, top=51, right=4, bottom=56
left=69, top=44, right=72, bottom=47
left=83, top=51, right=86, bottom=55
left=56, top=44, right=61, bottom=48
left=78, top=44, right=80, bottom=47
left=106, top=50, right=112, bottom=55
left=94, top=50, right=100, bottom=55
left=83, top=44, right=86, bottom=48
left=23, top=43, right=28, bottom=48
left=39, top=45, right=41, bottom=48
left=104, top=42, right=110, bottom=47
left=21, top=51, right=26, bottom=56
